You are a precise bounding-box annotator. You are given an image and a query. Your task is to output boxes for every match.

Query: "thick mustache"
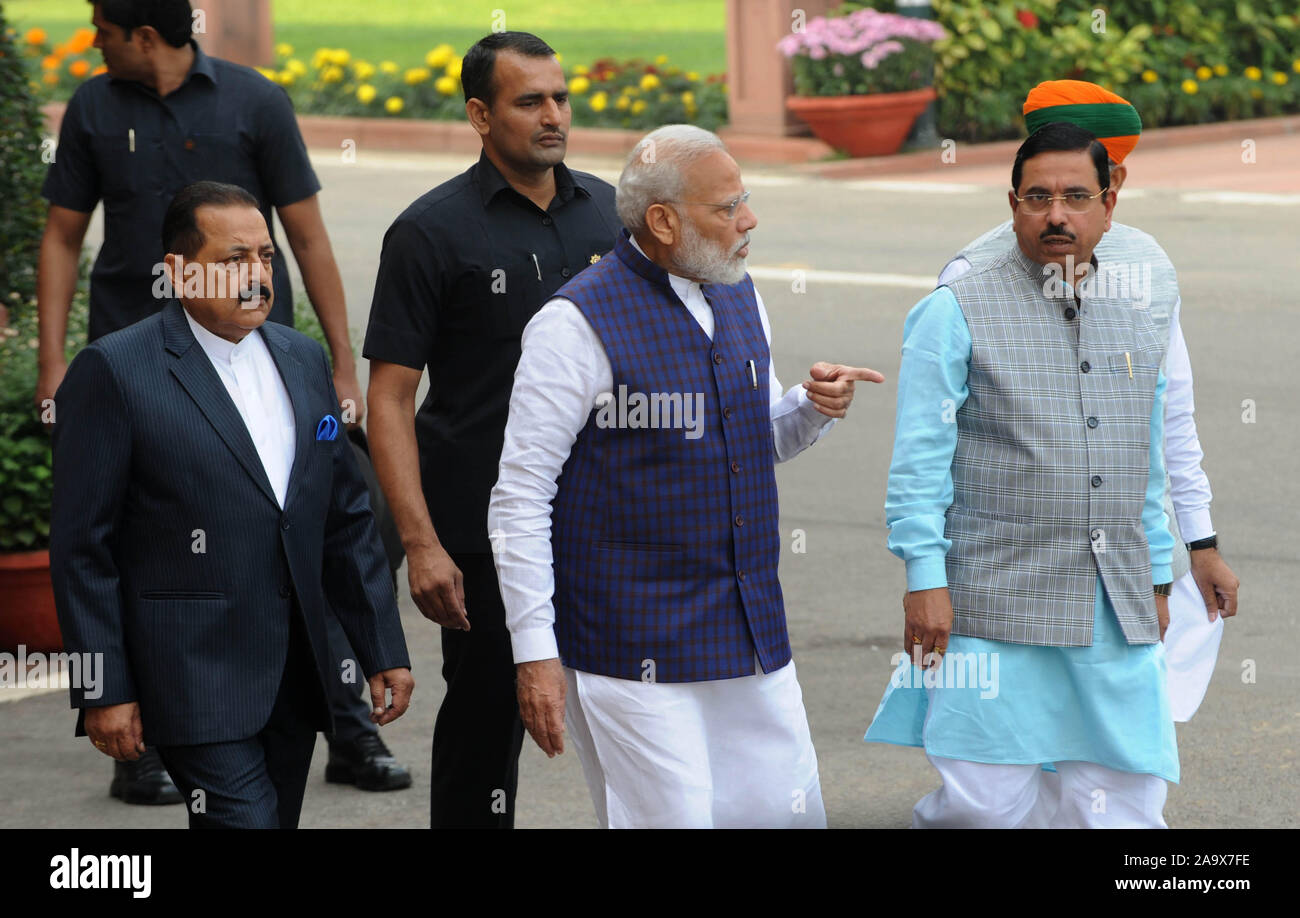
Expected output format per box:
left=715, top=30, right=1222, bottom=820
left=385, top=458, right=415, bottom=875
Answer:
left=239, top=284, right=272, bottom=303
left=1040, top=226, right=1076, bottom=240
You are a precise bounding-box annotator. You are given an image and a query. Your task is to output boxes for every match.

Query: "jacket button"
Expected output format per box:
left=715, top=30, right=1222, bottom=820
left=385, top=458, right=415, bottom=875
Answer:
left=1064, top=307, right=1076, bottom=320
left=734, top=514, right=745, bottom=527
left=279, top=585, right=291, bottom=598
left=281, top=516, right=290, bottom=530
left=542, top=216, right=553, bottom=226
left=1086, top=416, right=1099, bottom=428
left=730, top=461, right=741, bottom=473
left=723, top=407, right=733, bottom=420
left=713, top=352, right=723, bottom=365
left=737, top=569, right=747, bottom=581
left=1080, top=361, right=1091, bottom=373
left=1091, top=475, right=1103, bottom=488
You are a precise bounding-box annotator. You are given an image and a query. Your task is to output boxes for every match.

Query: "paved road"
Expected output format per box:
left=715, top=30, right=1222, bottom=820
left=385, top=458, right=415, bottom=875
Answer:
left=4, top=131, right=1296, bottom=828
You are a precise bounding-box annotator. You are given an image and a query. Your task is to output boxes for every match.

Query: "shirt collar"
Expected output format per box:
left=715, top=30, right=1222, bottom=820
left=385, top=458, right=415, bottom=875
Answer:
left=627, top=232, right=699, bottom=304
left=474, top=150, right=590, bottom=208
left=183, top=306, right=260, bottom=365
left=109, top=39, right=217, bottom=90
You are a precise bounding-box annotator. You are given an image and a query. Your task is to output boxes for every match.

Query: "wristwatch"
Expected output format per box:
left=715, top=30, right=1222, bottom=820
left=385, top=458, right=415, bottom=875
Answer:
left=1153, top=582, right=1172, bottom=596
left=1186, top=534, right=1218, bottom=552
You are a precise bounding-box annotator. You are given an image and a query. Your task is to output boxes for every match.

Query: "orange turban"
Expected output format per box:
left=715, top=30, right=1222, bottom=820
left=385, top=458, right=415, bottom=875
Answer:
left=1022, top=80, right=1142, bottom=163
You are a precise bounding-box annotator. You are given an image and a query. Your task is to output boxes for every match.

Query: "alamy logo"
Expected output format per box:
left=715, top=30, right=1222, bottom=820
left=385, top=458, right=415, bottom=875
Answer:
left=0, top=645, right=102, bottom=699
left=1041, top=256, right=1152, bottom=308
left=595, top=385, right=705, bottom=440
left=49, top=849, right=151, bottom=898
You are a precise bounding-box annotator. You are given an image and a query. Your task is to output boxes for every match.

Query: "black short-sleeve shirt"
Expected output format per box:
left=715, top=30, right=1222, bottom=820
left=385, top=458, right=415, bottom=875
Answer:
left=363, top=152, right=620, bottom=552
left=42, top=41, right=320, bottom=341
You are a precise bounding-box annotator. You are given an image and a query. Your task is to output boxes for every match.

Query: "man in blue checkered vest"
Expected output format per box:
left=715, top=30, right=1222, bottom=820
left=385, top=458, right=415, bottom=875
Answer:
left=488, top=125, right=884, bottom=828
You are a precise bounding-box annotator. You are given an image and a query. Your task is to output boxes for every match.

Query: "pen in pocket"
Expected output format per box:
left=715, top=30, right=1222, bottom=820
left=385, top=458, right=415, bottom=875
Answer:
left=1125, top=351, right=1132, bottom=379
left=531, top=253, right=542, bottom=281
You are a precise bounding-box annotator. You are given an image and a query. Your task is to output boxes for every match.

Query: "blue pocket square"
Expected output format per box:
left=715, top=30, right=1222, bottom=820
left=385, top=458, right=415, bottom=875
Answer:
left=315, top=415, right=339, bottom=441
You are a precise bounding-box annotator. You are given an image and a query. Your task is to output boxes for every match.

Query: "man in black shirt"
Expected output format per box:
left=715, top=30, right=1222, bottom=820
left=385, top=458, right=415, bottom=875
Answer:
left=37, top=0, right=410, bottom=806
left=365, top=31, right=619, bottom=828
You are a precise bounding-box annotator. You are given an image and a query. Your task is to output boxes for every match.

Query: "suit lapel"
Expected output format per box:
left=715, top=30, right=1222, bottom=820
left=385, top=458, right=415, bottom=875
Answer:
left=162, top=302, right=279, bottom=507
left=259, top=321, right=316, bottom=509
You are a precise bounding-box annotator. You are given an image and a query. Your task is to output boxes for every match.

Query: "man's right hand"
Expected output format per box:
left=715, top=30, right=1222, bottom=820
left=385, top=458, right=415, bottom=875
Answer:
left=407, top=543, right=469, bottom=630
left=84, top=702, right=146, bottom=761
left=516, top=658, right=566, bottom=757
left=34, top=358, right=67, bottom=426
left=903, top=586, right=954, bottom=669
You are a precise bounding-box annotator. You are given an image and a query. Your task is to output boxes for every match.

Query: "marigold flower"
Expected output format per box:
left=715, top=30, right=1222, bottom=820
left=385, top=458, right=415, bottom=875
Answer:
left=385, top=96, right=404, bottom=114
left=1180, top=79, right=1198, bottom=94
left=569, top=76, right=590, bottom=94
left=640, top=73, right=660, bottom=91
left=70, top=59, right=91, bottom=78
left=25, top=28, right=47, bottom=46
left=589, top=91, right=608, bottom=112
left=435, top=75, right=458, bottom=95
left=425, top=44, right=454, bottom=69
left=1195, top=65, right=1211, bottom=81
left=357, top=84, right=376, bottom=104
left=1141, top=69, right=1158, bottom=83
left=1245, top=66, right=1262, bottom=81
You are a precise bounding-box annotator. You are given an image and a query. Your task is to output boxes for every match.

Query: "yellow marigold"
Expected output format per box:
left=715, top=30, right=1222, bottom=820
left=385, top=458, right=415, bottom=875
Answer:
left=681, top=91, right=695, bottom=106
left=43, top=71, right=59, bottom=85
left=1294, top=59, right=1300, bottom=74
left=654, top=55, right=668, bottom=65
left=435, top=75, right=458, bottom=96
left=286, top=59, right=307, bottom=76
left=26, top=27, right=47, bottom=45
left=686, top=71, right=699, bottom=81
left=1180, top=79, right=1198, bottom=95
left=278, top=70, right=295, bottom=86
left=1140, top=69, right=1158, bottom=83
left=615, top=94, right=630, bottom=111
left=41, top=55, right=60, bottom=71
left=354, top=60, right=376, bottom=81
left=640, top=73, right=660, bottom=91
left=572, top=64, right=589, bottom=76
left=1213, top=64, right=1229, bottom=77
left=256, top=66, right=276, bottom=80
left=425, top=44, right=454, bottom=69
left=569, top=76, right=591, bottom=95
left=589, top=91, right=608, bottom=112
left=385, top=96, right=404, bottom=114
left=70, top=59, right=91, bottom=78
left=1245, top=66, right=1262, bottom=81
left=1271, top=71, right=1287, bottom=85
left=1195, top=65, right=1211, bottom=81
left=357, top=84, right=377, bottom=104
left=312, top=48, right=330, bottom=69
left=321, top=65, right=345, bottom=84
left=329, top=49, right=351, bottom=66
left=404, top=67, right=431, bottom=85
left=276, top=42, right=294, bottom=57
left=446, top=57, right=463, bottom=79
left=631, top=99, right=647, bottom=115
left=380, top=60, right=399, bottom=75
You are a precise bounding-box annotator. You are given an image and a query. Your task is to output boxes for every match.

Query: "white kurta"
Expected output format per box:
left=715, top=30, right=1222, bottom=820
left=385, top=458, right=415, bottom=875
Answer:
left=488, top=240, right=832, bottom=827
left=183, top=308, right=296, bottom=507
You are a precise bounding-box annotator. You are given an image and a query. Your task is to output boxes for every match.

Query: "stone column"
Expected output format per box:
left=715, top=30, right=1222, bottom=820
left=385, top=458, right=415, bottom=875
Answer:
left=725, top=0, right=836, bottom=135
left=193, top=0, right=274, bottom=69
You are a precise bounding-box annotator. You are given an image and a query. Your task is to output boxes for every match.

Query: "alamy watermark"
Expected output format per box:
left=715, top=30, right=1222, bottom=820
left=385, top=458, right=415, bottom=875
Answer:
left=890, top=649, right=1000, bottom=699
left=0, top=645, right=103, bottom=699
left=595, top=385, right=705, bottom=441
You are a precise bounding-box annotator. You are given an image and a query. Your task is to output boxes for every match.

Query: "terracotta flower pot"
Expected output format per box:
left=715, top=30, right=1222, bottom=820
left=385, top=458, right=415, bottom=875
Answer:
left=786, top=87, right=938, bottom=157
left=0, top=550, right=63, bottom=653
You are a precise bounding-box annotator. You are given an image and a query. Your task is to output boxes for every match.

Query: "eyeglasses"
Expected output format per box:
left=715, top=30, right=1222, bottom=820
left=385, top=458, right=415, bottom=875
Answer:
left=1013, top=188, right=1109, bottom=215
left=668, top=189, right=751, bottom=220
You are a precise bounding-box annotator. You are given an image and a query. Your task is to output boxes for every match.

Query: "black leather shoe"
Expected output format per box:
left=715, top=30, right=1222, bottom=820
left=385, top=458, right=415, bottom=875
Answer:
left=109, top=748, right=184, bottom=805
left=325, top=732, right=412, bottom=792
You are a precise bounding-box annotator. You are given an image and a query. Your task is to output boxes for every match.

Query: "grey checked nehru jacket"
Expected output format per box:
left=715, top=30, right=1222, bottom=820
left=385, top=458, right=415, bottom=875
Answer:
left=942, top=245, right=1168, bottom=646
left=949, top=220, right=1189, bottom=581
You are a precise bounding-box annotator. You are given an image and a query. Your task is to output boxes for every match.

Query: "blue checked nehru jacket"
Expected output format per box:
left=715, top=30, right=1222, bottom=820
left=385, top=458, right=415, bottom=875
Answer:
left=549, top=230, right=790, bottom=682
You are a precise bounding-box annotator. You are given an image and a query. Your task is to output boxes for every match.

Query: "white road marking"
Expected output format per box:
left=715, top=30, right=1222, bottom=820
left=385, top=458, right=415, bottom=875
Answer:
left=1180, top=191, right=1300, bottom=206
left=843, top=179, right=983, bottom=194
left=749, top=266, right=935, bottom=289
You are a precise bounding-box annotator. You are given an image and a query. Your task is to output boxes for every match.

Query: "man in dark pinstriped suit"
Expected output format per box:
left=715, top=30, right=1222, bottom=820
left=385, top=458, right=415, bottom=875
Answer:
left=49, top=182, right=414, bottom=828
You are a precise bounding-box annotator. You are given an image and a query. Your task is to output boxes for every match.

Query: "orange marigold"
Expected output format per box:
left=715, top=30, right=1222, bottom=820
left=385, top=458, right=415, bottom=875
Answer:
left=25, top=28, right=47, bottom=46
left=70, top=59, right=91, bottom=78
left=41, top=55, right=60, bottom=71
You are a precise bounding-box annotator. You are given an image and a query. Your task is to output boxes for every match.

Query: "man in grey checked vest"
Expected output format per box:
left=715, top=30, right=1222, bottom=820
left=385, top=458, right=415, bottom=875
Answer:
left=940, top=82, right=1240, bottom=731
left=865, top=122, right=1180, bottom=828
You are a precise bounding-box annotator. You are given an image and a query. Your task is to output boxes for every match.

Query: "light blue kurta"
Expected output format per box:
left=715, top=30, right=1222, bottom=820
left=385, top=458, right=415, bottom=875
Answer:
left=864, top=287, right=1179, bottom=783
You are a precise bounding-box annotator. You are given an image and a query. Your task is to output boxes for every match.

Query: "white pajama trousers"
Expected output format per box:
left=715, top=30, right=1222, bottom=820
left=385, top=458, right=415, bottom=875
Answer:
left=914, top=754, right=1168, bottom=828
left=563, top=659, right=827, bottom=828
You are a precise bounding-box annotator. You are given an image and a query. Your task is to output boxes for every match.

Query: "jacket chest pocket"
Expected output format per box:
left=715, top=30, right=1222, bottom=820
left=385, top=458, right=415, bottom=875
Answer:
left=455, top=257, right=546, bottom=340
left=1105, top=348, right=1160, bottom=377
left=182, top=131, right=257, bottom=190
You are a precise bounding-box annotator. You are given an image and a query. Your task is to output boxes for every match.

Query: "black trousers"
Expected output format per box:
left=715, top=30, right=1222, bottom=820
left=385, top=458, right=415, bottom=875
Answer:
left=158, top=616, right=324, bottom=828
left=429, top=551, right=525, bottom=828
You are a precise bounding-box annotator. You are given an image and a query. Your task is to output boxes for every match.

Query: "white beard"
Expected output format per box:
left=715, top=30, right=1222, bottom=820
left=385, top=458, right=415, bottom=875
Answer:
left=671, top=219, right=748, bottom=286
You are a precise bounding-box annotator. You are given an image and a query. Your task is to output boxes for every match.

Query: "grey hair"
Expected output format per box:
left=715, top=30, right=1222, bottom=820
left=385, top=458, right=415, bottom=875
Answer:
left=615, top=124, right=727, bottom=234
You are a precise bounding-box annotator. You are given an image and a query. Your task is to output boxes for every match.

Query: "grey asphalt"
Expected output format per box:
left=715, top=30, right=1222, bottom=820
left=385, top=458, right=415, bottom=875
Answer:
left=3, top=137, right=1295, bottom=828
